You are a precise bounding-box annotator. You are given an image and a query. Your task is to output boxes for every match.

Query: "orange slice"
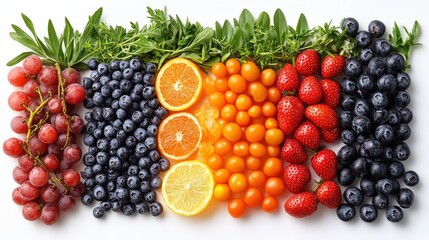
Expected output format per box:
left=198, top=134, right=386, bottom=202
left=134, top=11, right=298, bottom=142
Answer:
left=155, top=58, right=203, bottom=111
left=158, top=112, right=203, bottom=161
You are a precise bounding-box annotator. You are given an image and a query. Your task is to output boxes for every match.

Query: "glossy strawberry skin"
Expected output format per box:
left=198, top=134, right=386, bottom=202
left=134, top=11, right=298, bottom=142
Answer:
left=276, top=63, right=300, bottom=91
left=294, top=120, right=321, bottom=150
left=284, top=191, right=318, bottom=218
left=280, top=138, right=308, bottom=164
left=305, top=104, right=339, bottom=130
left=296, top=49, right=320, bottom=76
left=321, top=54, right=345, bottom=79
left=316, top=180, right=342, bottom=208
left=321, top=126, right=341, bottom=143
left=311, top=149, right=338, bottom=181
left=277, top=96, right=305, bottom=135
left=298, top=76, right=323, bottom=105
left=319, top=79, right=341, bottom=108
left=283, top=164, right=311, bottom=194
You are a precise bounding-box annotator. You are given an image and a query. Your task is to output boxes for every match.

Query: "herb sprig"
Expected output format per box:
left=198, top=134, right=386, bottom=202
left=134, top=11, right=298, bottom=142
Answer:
left=389, top=20, right=421, bottom=67
left=7, top=8, right=102, bottom=70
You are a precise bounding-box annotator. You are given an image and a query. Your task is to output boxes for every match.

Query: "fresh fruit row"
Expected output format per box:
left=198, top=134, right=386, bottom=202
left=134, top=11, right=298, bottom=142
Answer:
left=335, top=18, right=419, bottom=222
left=80, top=58, right=169, bottom=218
left=3, top=55, right=86, bottom=225
left=275, top=50, right=345, bottom=217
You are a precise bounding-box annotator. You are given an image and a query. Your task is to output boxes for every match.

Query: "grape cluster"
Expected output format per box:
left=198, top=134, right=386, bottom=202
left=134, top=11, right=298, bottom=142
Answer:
left=336, top=18, right=419, bottom=222
left=81, top=58, right=169, bottom=218
left=3, top=55, right=86, bottom=225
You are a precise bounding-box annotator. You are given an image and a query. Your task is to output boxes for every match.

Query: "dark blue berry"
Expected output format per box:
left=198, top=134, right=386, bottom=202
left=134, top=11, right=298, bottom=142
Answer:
left=338, top=144, right=357, bottom=165
left=386, top=205, right=403, bottom=222
left=341, top=77, right=357, bottom=95
left=396, top=123, right=411, bottom=141
left=374, top=39, right=392, bottom=57
left=341, top=17, right=359, bottom=37
left=375, top=178, right=395, bottom=195
left=144, top=190, right=157, bottom=203
left=93, top=206, right=105, bottom=218
left=87, top=58, right=99, bottom=70
left=122, top=204, right=136, bottom=216
left=359, top=204, right=378, bottom=222
left=375, top=124, right=395, bottom=145
left=359, top=139, right=384, bottom=158
left=119, top=60, right=130, bottom=70
left=150, top=176, right=162, bottom=189
left=145, top=62, right=157, bottom=74
left=377, top=74, right=397, bottom=93
left=354, top=99, right=371, bottom=116
left=367, top=57, right=385, bottom=77
left=388, top=109, right=401, bottom=125
left=350, top=157, right=369, bottom=177
left=92, top=185, right=108, bottom=201
left=396, top=188, right=414, bottom=208
left=344, top=58, right=362, bottom=77
left=130, top=58, right=143, bottom=71
left=368, top=20, right=386, bottom=38
left=403, top=170, right=419, bottom=186
left=372, top=193, right=389, bottom=209
left=371, top=92, right=389, bottom=109
left=81, top=194, right=94, bottom=206
left=143, top=73, right=155, bottom=85
left=360, top=178, right=376, bottom=197
left=337, top=167, right=355, bottom=186
left=370, top=162, right=388, bottom=179
left=394, top=90, right=410, bottom=107
left=359, top=48, right=375, bottom=65
left=356, top=31, right=373, bottom=47
left=159, top=158, right=170, bottom=172
left=97, top=63, right=109, bottom=75
left=386, top=53, right=405, bottom=74
left=394, top=142, right=410, bottom=161
left=396, top=72, right=411, bottom=90
left=343, top=187, right=364, bottom=206
left=109, top=60, right=120, bottom=71
left=149, top=202, right=163, bottom=216
left=136, top=202, right=149, bottom=214
left=373, top=109, right=389, bottom=124
left=341, top=95, right=356, bottom=111
left=399, top=108, right=413, bottom=123
left=135, top=142, right=148, bottom=157
left=352, top=115, right=372, bottom=135
left=337, top=204, right=356, bottom=221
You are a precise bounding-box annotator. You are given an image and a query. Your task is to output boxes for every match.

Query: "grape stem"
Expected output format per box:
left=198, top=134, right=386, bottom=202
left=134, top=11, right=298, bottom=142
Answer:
left=55, top=63, right=73, bottom=149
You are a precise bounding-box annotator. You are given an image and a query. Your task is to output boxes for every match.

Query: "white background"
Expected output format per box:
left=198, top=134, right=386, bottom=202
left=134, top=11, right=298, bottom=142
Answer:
left=0, top=0, right=427, bottom=239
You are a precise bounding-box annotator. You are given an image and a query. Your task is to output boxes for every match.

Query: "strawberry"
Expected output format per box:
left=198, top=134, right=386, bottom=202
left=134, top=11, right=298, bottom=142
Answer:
left=283, top=164, right=311, bottom=194
left=294, top=120, right=321, bottom=150
left=311, top=149, right=338, bottom=181
left=316, top=180, right=342, bottom=208
left=295, top=49, right=319, bottom=76
left=277, top=96, right=304, bottom=134
left=305, top=104, right=339, bottom=130
left=298, top=76, right=323, bottom=105
left=284, top=191, right=318, bottom=218
left=321, top=125, right=341, bottom=143
left=319, top=79, right=341, bottom=108
left=280, top=138, right=308, bottom=164
left=320, top=54, right=345, bottom=79
left=276, top=63, right=300, bottom=91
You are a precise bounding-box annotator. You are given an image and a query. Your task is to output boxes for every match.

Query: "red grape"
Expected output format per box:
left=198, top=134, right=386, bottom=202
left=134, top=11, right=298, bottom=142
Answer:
left=62, top=169, right=80, bottom=187
left=28, top=135, right=48, bottom=156
left=13, top=166, right=29, bottom=184
left=22, top=79, right=40, bottom=99
left=42, top=154, right=59, bottom=171
left=62, top=67, right=80, bottom=86
left=19, top=181, right=40, bottom=201
left=37, top=66, right=58, bottom=86
left=47, top=96, right=63, bottom=114
left=70, top=114, right=84, bottom=133
left=10, top=115, right=29, bottom=134
left=64, top=83, right=85, bottom=105
left=47, top=144, right=62, bottom=158
left=23, top=55, right=43, bottom=75
left=8, top=91, right=29, bottom=111
left=40, top=185, right=60, bottom=203
left=62, top=144, right=82, bottom=165
left=8, top=66, right=30, bottom=87
left=3, top=137, right=25, bottom=157
left=52, top=113, right=68, bottom=134
left=57, top=194, right=75, bottom=211
left=29, top=166, right=49, bottom=187
left=40, top=203, right=60, bottom=225
left=38, top=123, right=58, bottom=144
left=68, top=182, right=84, bottom=197
left=18, top=154, right=35, bottom=172
left=12, top=187, right=30, bottom=205
left=39, top=83, right=58, bottom=97
left=22, top=201, right=41, bottom=221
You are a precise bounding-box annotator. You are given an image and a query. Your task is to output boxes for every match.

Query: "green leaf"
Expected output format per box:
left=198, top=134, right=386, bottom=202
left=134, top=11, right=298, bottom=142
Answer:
left=255, top=11, right=270, bottom=31
left=47, top=20, right=60, bottom=58
left=222, top=20, right=233, bottom=42
left=189, top=27, right=213, bottom=47
left=239, top=9, right=254, bottom=29
left=6, top=51, right=34, bottom=66
left=179, top=52, right=202, bottom=63
left=215, top=21, right=223, bottom=40
left=273, top=8, right=287, bottom=44
left=296, top=13, right=308, bottom=35
left=232, top=27, right=244, bottom=48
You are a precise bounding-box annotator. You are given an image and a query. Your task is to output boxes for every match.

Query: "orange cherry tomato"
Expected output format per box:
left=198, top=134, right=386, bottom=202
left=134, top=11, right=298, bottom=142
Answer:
left=267, top=145, right=281, bottom=157
left=228, top=198, right=247, bottom=218
left=226, top=156, right=246, bottom=173
left=249, top=142, right=267, bottom=157
left=246, top=156, right=262, bottom=170
left=264, top=128, right=284, bottom=146
left=264, top=177, right=286, bottom=197
left=208, top=92, right=226, bottom=109
left=213, top=183, right=231, bottom=201
left=215, top=78, right=229, bottom=93
left=247, top=105, right=262, bottom=118
left=229, top=173, right=248, bottom=193
left=214, top=168, right=231, bottom=183
left=207, top=154, right=223, bottom=170
left=214, top=138, right=232, bottom=156
left=263, top=157, right=283, bottom=177
left=261, top=196, right=279, bottom=212
left=235, top=111, right=251, bottom=126
left=264, top=117, right=279, bottom=129
left=243, top=187, right=263, bottom=207
left=267, top=87, right=282, bottom=103
left=222, top=122, right=242, bottom=143
left=241, top=61, right=261, bottom=82
left=262, top=102, right=277, bottom=117
left=235, top=94, right=253, bottom=111
left=220, top=104, right=237, bottom=122
left=245, top=124, right=266, bottom=143
left=233, top=141, right=250, bottom=157
left=224, top=90, right=238, bottom=104
left=260, top=68, right=277, bottom=87
left=225, top=58, right=242, bottom=75
left=247, top=170, right=266, bottom=187
left=248, top=82, right=268, bottom=102
left=212, top=62, right=227, bottom=79
left=228, top=74, right=247, bottom=93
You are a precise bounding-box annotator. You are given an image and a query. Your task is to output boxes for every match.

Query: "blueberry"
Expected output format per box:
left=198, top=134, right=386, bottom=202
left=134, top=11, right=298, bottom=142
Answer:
left=133, top=128, right=148, bottom=141
left=374, top=39, right=392, bottom=57
left=399, top=107, right=413, bottom=123
left=353, top=99, right=371, bottom=116
left=372, top=193, right=389, bottom=209
left=87, top=58, right=99, bottom=70
left=93, top=206, right=105, bottom=218
left=371, top=92, right=389, bottom=109
left=341, top=77, right=357, bottom=95
left=386, top=53, right=405, bottom=74
left=337, top=204, right=356, bottom=221
left=119, top=60, right=130, bottom=70
left=83, top=133, right=96, bottom=146
left=111, top=70, right=123, bottom=81
left=375, top=124, right=395, bottom=145
left=145, top=137, right=157, bottom=150
left=116, top=146, right=130, bottom=160
left=344, top=58, right=362, bottom=77
left=350, top=157, right=369, bottom=177
left=149, top=150, right=161, bottom=162
left=125, top=136, right=137, bottom=148
left=143, top=73, right=156, bottom=85
left=150, top=163, right=161, bottom=176
left=148, top=98, right=160, bottom=108
left=127, top=175, right=141, bottom=189
left=388, top=160, right=405, bottom=179
left=341, top=129, right=357, bottom=144
left=142, top=107, right=154, bottom=117
left=368, top=20, right=386, bottom=38
left=341, top=17, right=359, bottom=37
left=388, top=109, right=402, bottom=125
left=111, top=201, right=122, bottom=212
left=136, top=202, right=149, bottom=214
left=394, top=142, right=410, bottom=161
left=341, top=95, right=356, bottom=111
left=82, top=77, right=93, bottom=90
left=396, top=72, right=411, bottom=90
left=337, top=167, right=355, bottom=186
left=360, top=178, right=376, bottom=197
left=394, top=90, right=410, bottom=107
left=133, top=72, right=144, bottom=84
left=149, top=202, right=163, bottom=216
left=92, top=92, right=104, bottom=106
left=123, top=68, right=134, bottom=80
left=147, top=124, right=158, bottom=137
left=127, top=165, right=139, bottom=176
left=140, top=181, right=151, bottom=193
left=90, top=70, right=101, bottom=80
left=120, top=79, right=133, bottom=93
left=138, top=169, right=151, bottom=181
left=145, top=62, right=157, bottom=74
left=144, top=190, right=157, bottom=203
left=122, top=204, right=136, bottom=216
left=115, top=187, right=129, bottom=201
left=356, top=31, right=373, bottom=47
left=129, top=189, right=143, bottom=203
left=150, top=176, right=162, bottom=189
left=403, top=170, right=419, bottom=186
left=375, top=178, right=395, bottom=195
left=81, top=194, right=94, bottom=206
left=143, top=86, right=156, bottom=100
left=360, top=139, right=384, bottom=158
left=96, top=151, right=109, bottom=166
left=92, top=185, right=108, bottom=201
left=116, top=129, right=127, bottom=141
left=339, top=111, right=354, bottom=129
left=377, top=74, right=397, bottom=93
left=359, top=48, right=375, bottom=65
left=97, top=63, right=110, bottom=76
left=109, top=60, right=120, bottom=71
left=396, top=123, right=411, bottom=141
left=123, top=119, right=136, bottom=133
left=337, top=144, right=357, bottom=165
left=130, top=58, right=143, bottom=71
left=343, top=187, right=364, bottom=206
left=96, top=138, right=110, bottom=152
left=159, top=158, right=170, bottom=172
left=396, top=188, right=414, bottom=208
left=352, top=115, right=372, bottom=135
left=115, top=175, right=126, bottom=188
left=367, top=57, right=386, bottom=77
left=135, top=142, right=148, bottom=157
left=359, top=204, right=378, bottom=222
left=111, top=89, right=123, bottom=100
left=386, top=205, right=403, bottom=222
left=370, top=162, right=388, bottom=179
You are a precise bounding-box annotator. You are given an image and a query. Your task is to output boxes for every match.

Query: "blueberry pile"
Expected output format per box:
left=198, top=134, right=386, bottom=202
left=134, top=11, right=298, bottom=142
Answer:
left=336, top=18, right=419, bottom=222
left=80, top=58, right=169, bottom=218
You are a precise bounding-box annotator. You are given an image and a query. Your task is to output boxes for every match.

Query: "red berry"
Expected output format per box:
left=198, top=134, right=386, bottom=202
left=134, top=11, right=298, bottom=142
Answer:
left=277, top=96, right=305, bottom=135
left=3, top=137, right=25, bottom=157
left=284, top=191, right=318, bottom=218
left=38, top=123, right=58, bottom=144
left=62, top=169, right=80, bottom=187
left=8, top=66, right=30, bottom=87
left=321, top=126, right=341, bottom=143
left=283, top=164, right=311, bottom=194
left=294, top=120, right=322, bottom=150
left=311, top=149, right=338, bottom=181
left=22, top=201, right=41, bottom=221
left=40, top=203, right=60, bottom=225
left=321, top=54, right=345, bottom=79
left=298, top=75, right=323, bottom=105
left=10, top=115, right=29, bottom=134
left=23, top=55, right=43, bottom=75
left=316, top=180, right=342, bottom=208
left=276, top=63, right=300, bottom=91
left=61, top=67, right=80, bottom=86
left=305, top=104, right=339, bottom=130
left=319, top=79, right=341, bottom=108
left=19, top=181, right=40, bottom=201
left=280, top=138, right=308, bottom=164
left=65, top=83, right=85, bottom=105
left=29, top=166, right=49, bottom=187
left=12, top=187, right=30, bottom=205
left=37, top=66, right=58, bottom=86
left=296, top=49, right=319, bottom=76
left=8, top=91, right=29, bottom=111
